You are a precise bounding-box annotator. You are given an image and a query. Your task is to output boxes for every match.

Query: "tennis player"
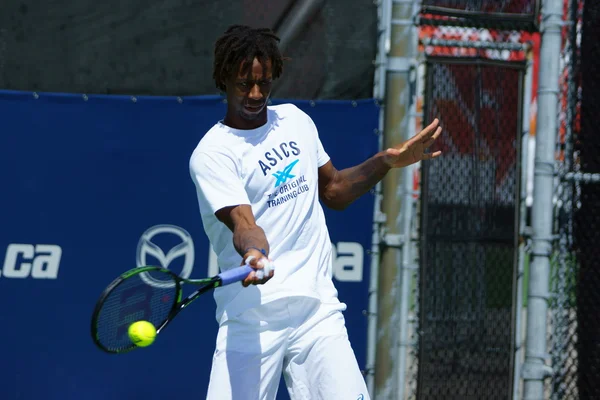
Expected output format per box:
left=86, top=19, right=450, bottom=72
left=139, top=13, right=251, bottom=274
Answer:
left=190, top=25, right=442, bottom=400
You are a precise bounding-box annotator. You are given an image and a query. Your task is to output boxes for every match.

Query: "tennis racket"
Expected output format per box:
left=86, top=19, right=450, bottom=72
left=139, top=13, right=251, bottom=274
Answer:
left=90, top=261, right=265, bottom=354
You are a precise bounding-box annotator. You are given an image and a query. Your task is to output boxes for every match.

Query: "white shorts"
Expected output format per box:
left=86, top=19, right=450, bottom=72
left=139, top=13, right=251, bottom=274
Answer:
left=206, top=296, right=370, bottom=400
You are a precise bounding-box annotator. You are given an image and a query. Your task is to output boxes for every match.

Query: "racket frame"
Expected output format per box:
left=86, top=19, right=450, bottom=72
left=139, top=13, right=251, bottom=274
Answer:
left=91, top=266, right=220, bottom=354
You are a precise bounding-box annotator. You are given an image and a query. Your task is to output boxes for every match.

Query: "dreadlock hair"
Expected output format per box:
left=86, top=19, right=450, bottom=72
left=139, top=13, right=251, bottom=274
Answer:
left=212, top=25, right=286, bottom=92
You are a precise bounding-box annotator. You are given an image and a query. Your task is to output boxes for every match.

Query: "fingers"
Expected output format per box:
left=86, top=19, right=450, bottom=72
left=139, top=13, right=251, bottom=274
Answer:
left=423, top=127, right=442, bottom=147
left=242, top=255, right=259, bottom=287
left=254, top=269, right=275, bottom=285
left=242, top=269, right=274, bottom=286
left=406, top=119, right=441, bottom=148
left=420, top=118, right=439, bottom=137
left=423, top=150, right=442, bottom=160
left=423, top=118, right=439, bottom=133
left=422, top=125, right=442, bottom=144
left=241, top=256, right=274, bottom=287
left=423, top=138, right=434, bottom=148
left=242, top=271, right=257, bottom=287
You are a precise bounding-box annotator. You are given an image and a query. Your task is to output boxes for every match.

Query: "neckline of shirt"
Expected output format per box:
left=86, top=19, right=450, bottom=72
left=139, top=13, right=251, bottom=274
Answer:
left=217, top=119, right=272, bottom=137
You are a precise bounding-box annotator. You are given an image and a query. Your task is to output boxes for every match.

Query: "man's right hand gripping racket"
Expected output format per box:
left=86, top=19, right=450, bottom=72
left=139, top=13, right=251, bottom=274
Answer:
left=90, top=259, right=273, bottom=354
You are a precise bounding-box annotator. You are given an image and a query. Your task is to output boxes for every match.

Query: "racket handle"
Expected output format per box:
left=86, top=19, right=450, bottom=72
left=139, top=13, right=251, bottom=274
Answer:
left=218, top=265, right=254, bottom=286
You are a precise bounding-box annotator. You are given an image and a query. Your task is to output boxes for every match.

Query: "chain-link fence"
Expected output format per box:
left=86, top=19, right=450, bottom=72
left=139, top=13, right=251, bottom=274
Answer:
left=417, top=57, right=525, bottom=399
left=409, top=1, right=600, bottom=398
left=551, top=0, right=600, bottom=398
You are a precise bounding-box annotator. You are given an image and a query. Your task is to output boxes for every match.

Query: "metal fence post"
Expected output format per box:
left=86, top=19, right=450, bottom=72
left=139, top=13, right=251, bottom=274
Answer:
left=373, top=0, right=419, bottom=398
left=522, top=0, right=563, bottom=398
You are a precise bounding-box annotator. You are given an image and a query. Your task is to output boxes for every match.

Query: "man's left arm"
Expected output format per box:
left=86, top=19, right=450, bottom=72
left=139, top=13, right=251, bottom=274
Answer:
left=318, top=118, right=443, bottom=210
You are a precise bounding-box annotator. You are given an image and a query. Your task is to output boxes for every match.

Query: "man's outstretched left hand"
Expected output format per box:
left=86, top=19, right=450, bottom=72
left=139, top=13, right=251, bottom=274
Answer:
left=383, top=118, right=443, bottom=168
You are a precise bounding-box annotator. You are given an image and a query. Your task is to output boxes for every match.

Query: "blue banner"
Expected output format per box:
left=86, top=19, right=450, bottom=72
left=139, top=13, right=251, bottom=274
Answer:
left=0, top=90, right=379, bottom=400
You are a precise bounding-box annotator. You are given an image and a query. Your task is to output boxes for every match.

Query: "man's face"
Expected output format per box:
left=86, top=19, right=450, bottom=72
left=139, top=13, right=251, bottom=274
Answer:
left=225, top=57, right=273, bottom=127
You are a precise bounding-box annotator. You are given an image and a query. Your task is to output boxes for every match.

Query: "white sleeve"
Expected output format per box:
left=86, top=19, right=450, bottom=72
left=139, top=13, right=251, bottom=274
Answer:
left=190, top=151, right=250, bottom=215
left=304, top=112, right=330, bottom=167
left=316, top=135, right=330, bottom=167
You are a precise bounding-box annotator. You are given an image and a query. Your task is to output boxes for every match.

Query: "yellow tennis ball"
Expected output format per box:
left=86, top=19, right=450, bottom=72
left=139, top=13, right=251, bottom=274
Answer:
left=128, top=321, right=156, bottom=347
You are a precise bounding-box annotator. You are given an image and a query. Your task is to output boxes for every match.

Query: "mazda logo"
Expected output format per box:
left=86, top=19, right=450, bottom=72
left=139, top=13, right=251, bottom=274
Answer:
left=136, top=224, right=195, bottom=288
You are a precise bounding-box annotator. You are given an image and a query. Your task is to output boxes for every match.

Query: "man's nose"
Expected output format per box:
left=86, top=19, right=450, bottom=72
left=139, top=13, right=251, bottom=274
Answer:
left=249, top=84, right=263, bottom=100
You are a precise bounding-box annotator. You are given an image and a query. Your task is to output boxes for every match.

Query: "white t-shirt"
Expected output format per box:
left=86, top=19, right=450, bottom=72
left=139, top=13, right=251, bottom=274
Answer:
left=189, top=104, right=342, bottom=324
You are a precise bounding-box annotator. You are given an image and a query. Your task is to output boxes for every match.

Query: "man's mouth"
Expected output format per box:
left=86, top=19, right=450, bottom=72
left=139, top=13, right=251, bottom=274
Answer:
left=244, top=103, right=264, bottom=110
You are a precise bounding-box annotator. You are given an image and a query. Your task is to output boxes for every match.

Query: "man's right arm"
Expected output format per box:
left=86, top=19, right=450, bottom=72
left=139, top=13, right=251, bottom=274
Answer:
left=215, top=204, right=273, bottom=287
left=190, top=150, right=273, bottom=286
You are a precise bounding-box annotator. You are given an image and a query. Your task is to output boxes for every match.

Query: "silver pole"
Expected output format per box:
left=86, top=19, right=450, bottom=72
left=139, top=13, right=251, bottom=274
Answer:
left=366, top=0, right=391, bottom=395
left=396, top=158, right=416, bottom=400
left=374, top=0, right=419, bottom=396
left=396, top=2, right=420, bottom=395
left=366, top=188, right=384, bottom=397
left=522, top=0, right=563, bottom=398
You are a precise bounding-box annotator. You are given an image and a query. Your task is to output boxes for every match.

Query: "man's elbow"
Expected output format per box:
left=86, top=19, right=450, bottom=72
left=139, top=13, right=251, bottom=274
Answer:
left=320, top=190, right=350, bottom=211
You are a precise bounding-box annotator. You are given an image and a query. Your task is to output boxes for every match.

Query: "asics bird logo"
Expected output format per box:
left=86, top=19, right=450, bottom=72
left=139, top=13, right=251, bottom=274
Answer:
left=272, top=159, right=299, bottom=187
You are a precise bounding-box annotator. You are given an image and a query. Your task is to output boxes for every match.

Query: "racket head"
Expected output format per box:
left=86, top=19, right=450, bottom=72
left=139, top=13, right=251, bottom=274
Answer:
left=90, top=266, right=182, bottom=354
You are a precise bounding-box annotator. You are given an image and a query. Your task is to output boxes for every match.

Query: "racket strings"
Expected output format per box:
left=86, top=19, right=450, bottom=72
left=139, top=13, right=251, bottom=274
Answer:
left=94, top=270, right=177, bottom=352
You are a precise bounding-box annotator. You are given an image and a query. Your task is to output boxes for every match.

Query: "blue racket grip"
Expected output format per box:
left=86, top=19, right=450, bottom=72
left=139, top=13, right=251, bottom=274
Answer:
left=218, top=265, right=254, bottom=286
